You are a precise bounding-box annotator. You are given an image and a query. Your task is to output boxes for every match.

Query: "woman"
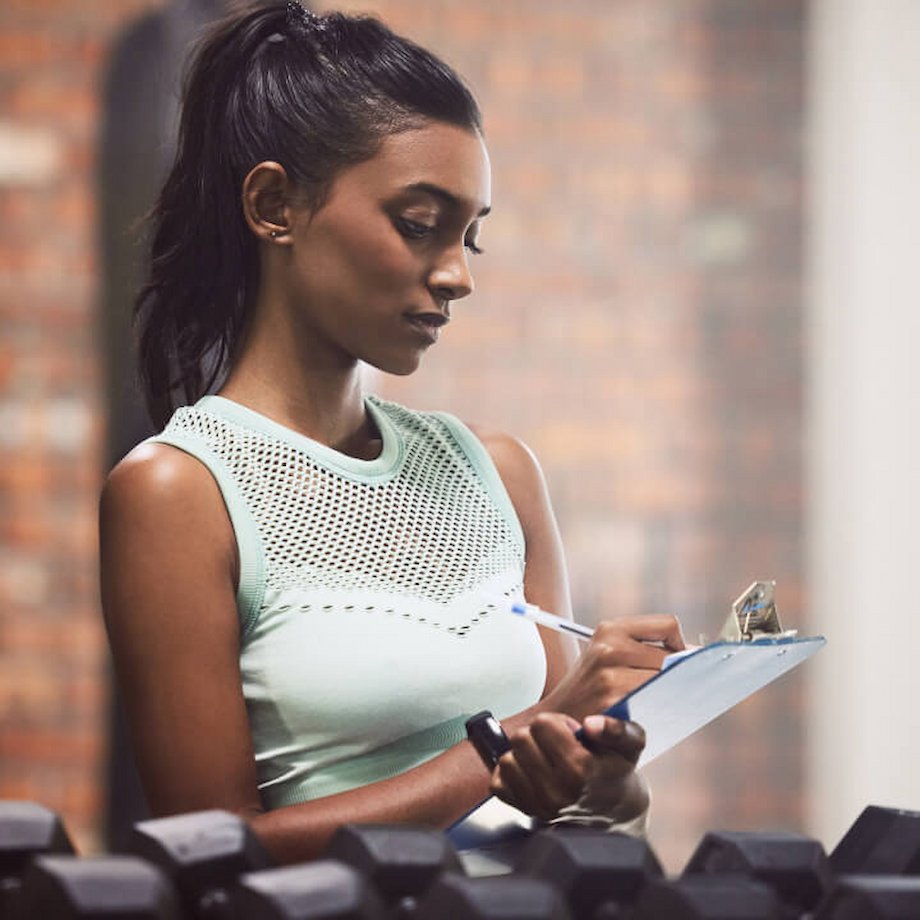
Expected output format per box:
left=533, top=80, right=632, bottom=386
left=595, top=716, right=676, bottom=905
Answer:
left=99, top=1, right=685, bottom=864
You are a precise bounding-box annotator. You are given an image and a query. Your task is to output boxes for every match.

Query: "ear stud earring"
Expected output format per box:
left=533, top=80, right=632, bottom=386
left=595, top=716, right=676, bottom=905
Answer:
left=269, top=229, right=281, bottom=239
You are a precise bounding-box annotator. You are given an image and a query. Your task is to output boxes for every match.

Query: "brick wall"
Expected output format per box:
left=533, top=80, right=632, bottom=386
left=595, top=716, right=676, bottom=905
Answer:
left=0, top=0, right=804, bottom=869
left=0, top=0, right=161, bottom=852
left=350, top=0, right=806, bottom=868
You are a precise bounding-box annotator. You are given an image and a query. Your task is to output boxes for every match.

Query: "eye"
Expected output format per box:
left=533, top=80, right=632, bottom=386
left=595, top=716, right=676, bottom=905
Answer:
left=395, top=216, right=434, bottom=240
left=396, top=215, right=484, bottom=255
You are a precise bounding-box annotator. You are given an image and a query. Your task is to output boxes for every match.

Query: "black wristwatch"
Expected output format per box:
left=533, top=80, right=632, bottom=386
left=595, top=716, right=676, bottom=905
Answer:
left=465, top=710, right=511, bottom=768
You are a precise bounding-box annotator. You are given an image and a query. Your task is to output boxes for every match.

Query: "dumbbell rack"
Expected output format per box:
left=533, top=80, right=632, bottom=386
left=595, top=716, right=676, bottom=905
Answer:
left=2, top=800, right=919, bottom=918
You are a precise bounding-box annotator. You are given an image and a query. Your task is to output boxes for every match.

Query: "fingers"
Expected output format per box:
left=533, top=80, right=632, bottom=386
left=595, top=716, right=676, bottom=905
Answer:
left=642, top=613, right=686, bottom=650
left=595, top=613, right=685, bottom=648
left=581, top=715, right=646, bottom=764
left=590, top=614, right=685, bottom=669
left=490, top=713, right=592, bottom=820
left=510, top=713, right=590, bottom=795
left=610, top=666, right=661, bottom=697
left=489, top=712, right=648, bottom=822
left=539, top=614, right=685, bottom=723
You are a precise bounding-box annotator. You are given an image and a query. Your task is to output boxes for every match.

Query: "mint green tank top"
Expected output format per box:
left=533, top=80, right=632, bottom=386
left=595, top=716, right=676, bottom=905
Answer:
left=150, top=395, right=547, bottom=809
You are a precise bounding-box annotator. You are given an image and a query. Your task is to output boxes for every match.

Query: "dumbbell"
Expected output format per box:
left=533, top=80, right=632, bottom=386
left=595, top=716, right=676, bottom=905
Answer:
left=16, top=854, right=179, bottom=918
left=232, top=823, right=564, bottom=919
left=126, top=808, right=272, bottom=918
left=805, top=805, right=920, bottom=918
left=628, top=875, right=782, bottom=919
left=812, top=875, right=920, bottom=919
left=0, top=800, right=75, bottom=916
left=322, top=824, right=463, bottom=915
left=682, top=830, right=832, bottom=916
left=227, top=860, right=386, bottom=919
left=413, top=873, right=571, bottom=919
left=829, top=805, right=920, bottom=875
left=675, top=807, right=920, bottom=917
left=512, top=828, right=663, bottom=917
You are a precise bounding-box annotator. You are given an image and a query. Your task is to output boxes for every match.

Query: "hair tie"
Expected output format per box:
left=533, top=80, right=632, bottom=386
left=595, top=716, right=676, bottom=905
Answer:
left=286, top=1, right=317, bottom=28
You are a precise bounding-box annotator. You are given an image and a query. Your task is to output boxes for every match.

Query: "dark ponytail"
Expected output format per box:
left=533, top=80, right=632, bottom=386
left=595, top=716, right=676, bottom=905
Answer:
left=135, top=1, right=482, bottom=428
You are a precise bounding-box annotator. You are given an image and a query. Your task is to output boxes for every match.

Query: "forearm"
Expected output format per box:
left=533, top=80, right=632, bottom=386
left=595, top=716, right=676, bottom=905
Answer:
left=249, top=703, right=546, bottom=863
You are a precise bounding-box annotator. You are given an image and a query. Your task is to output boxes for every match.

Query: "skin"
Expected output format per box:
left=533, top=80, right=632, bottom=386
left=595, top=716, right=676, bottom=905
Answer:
left=100, top=120, right=685, bottom=863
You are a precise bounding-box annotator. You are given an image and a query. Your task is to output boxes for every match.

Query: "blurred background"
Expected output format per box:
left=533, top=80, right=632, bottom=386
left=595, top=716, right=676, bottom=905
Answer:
left=0, top=0, right=917, bottom=873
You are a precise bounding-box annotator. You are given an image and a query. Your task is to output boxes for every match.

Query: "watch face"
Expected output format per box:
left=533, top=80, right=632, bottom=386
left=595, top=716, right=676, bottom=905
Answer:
left=466, top=711, right=511, bottom=767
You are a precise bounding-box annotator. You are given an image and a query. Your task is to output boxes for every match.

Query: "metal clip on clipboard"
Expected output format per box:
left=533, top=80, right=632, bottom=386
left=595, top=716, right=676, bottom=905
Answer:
left=717, top=579, right=799, bottom=643
left=604, top=579, right=826, bottom=764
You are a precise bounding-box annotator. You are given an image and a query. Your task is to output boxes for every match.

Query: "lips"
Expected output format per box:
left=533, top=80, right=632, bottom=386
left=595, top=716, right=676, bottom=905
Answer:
left=404, top=312, right=449, bottom=343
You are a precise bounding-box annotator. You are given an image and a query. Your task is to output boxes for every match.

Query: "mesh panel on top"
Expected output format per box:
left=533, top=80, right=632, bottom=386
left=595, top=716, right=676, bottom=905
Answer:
left=163, top=397, right=522, bottom=613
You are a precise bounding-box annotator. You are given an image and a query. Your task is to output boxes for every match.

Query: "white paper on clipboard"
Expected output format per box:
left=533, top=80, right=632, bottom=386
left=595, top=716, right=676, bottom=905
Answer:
left=602, top=635, right=827, bottom=766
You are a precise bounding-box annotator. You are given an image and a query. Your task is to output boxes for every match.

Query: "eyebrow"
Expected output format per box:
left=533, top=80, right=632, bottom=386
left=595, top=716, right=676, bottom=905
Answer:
left=405, top=181, right=491, bottom=218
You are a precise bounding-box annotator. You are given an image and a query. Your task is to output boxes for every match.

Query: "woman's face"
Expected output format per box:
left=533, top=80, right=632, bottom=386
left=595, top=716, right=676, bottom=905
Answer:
left=282, top=120, right=491, bottom=375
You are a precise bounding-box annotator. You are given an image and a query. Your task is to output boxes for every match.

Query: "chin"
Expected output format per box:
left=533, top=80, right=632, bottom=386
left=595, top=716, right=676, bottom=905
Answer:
left=368, top=351, right=426, bottom=377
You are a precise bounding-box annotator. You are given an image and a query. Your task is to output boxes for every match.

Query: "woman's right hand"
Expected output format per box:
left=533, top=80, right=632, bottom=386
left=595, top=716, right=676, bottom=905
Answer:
left=537, top=615, right=686, bottom=721
left=491, top=711, right=648, bottom=824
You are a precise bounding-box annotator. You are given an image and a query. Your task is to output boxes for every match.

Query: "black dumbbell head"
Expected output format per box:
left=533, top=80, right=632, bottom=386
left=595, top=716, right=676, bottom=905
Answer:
left=1, top=800, right=77, bottom=918
left=683, top=830, right=832, bottom=912
left=0, top=800, right=75, bottom=875
left=323, top=824, right=462, bottom=904
left=127, top=809, right=272, bottom=916
left=830, top=806, right=920, bottom=875
left=17, top=854, right=179, bottom=918
left=631, top=876, right=782, bottom=919
left=229, top=860, right=386, bottom=920
left=591, top=903, right=625, bottom=920
left=514, top=828, right=663, bottom=916
left=813, top=875, right=920, bottom=919
left=414, top=873, right=571, bottom=919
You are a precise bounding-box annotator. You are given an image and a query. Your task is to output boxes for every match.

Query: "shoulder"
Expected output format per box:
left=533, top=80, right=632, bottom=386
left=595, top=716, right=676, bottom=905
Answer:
left=371, top=398, right=551, bottom=512
left=100, top=440, right=230, bottom=538
left=464, top=423, right=553, bottom=535
left=99, top=440, right=238, bottom=613
left=466, top=424, right=545, bottom=492
left=370, top=397, right=535, bottom=475
left=103, top=439, right=213, bottom=504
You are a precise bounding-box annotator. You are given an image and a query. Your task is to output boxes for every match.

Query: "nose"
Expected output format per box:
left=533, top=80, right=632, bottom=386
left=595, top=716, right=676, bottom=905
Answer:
left=427, top=244, right=474, bottom=302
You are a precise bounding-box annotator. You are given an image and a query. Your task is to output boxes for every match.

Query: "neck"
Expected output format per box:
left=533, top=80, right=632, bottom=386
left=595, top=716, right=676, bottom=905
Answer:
left=219, top=319, right=380, bottom=460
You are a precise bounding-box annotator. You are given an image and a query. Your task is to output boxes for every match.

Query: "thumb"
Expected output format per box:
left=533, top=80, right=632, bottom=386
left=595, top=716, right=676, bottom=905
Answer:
left=582, top=715, right=646, bottom=762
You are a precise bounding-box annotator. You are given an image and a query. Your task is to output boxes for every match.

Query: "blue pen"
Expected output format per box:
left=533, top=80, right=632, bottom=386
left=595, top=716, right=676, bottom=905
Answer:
left=506, top=600, right=595, bottom=641
left=505, top=599, right=682, bottom=656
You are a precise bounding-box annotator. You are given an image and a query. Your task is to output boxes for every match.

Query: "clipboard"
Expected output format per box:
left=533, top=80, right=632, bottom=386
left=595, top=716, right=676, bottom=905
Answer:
left=449, top=581, right=825, bottom=866
left=600, top=634, right=825, bottom=766
left=582, top=580, right=826, bottom=766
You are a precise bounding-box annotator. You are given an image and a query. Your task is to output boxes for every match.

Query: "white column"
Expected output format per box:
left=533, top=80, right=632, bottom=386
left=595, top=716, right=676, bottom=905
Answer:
left=806, top=0, right=920, bottom=847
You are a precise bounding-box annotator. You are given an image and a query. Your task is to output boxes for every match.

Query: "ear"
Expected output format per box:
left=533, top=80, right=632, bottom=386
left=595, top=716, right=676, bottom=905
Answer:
left=242, top=161, right=296, bottom=243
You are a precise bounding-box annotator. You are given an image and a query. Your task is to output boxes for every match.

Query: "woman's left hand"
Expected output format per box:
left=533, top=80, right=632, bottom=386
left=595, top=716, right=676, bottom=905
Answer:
left=489, top=712, right=648, bottom=825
